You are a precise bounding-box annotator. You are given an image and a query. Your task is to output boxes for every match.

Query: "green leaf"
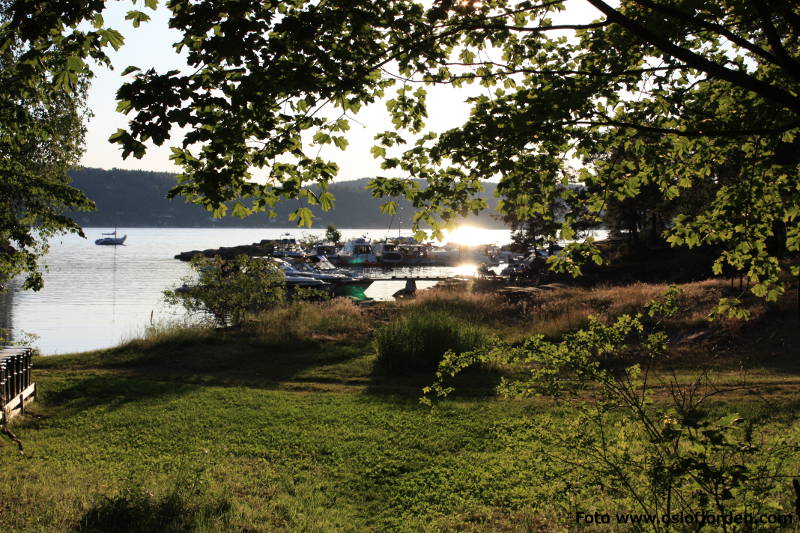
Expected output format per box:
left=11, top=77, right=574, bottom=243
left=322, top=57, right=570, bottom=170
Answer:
left=116, top=100, right=133, bottom=113
left=125, top=10, right=151, bottom=28
left=231, top=201, right=250, bottom=218
left=289, top=207, right=314, bottom=227
left=121, top=66, right=141, bottom=76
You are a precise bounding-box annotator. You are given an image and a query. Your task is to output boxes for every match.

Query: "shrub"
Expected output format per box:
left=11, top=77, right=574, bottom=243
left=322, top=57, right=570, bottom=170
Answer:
left=426, top=287, right=800, bottom=527
left=164, top=255, right=286, bottom=326
left=375, top=309, right=488, bottom=373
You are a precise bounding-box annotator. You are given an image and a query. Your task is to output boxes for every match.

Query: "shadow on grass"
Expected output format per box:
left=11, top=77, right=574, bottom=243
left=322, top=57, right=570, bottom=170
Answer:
left=365, top=361, right=502, bottom=399
left=35, top=324, right=504, bottom=414
left=39, top=374, right=195, bottom=418
left=74, top=485, right=231, bottom=533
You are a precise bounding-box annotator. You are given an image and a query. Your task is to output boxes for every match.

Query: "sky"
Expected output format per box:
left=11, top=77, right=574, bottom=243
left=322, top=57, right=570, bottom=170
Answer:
left=80, top=1, right=602, bottom=179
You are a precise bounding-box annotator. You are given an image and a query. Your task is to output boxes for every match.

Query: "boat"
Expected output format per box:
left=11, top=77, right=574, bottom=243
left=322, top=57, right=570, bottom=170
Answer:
left=271, top=258, right=373, bottom=294
left=428, top=243, right=497, bottom=266
left=95, top=229, right=127, bottom=245
left=336, top=237, right=381, bottom=266
left=396, top=243, right=435, bottom=266
left=309, top=243, right=339, bottom=262
left=271, top=236, right=304, bottom=258
left=372, top=241, right=404, bottom=265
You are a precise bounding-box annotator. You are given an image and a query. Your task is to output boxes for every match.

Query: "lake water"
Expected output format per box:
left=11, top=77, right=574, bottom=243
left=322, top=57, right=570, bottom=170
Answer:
left=0, top=227, right=514, bottom=355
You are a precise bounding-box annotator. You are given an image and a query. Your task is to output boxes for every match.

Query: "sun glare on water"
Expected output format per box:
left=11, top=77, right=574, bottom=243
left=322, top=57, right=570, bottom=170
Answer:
left=442, top=225, right=492, bottom=246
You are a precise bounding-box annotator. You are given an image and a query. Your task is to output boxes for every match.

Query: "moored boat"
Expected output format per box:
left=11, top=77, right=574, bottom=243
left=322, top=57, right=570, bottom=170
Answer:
left=372, top=241, right=404, bottom=265
left=336, top=237, right=381, bottom=266
left=95, top=230, right=126, bottom=245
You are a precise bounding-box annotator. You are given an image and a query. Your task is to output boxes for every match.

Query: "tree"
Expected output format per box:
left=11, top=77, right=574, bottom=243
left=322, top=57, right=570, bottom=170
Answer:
left=501, top=182, right=571, bottom=254
left=164, top=254, right=286, bottom=326
left=0, top=1, right=93, bottom=290
left=3, top=1, right=800, bottom=302
left=324, top=224, right=342, bottom=244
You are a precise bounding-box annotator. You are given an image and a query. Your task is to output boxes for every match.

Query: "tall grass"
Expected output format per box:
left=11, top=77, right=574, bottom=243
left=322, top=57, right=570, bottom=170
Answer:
left=526, top=279, right=759, bottom=339
left=399, top=289, right=515, bottom=323
left=375, top=309, right=489, bottom=373
left=252, top=297, right=367, bottom=344
left=111, top=322, right=217, bottom=356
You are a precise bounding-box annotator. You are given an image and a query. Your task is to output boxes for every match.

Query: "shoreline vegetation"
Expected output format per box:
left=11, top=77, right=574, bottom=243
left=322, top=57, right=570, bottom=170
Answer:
left=2, top=259, right=799, bottom=531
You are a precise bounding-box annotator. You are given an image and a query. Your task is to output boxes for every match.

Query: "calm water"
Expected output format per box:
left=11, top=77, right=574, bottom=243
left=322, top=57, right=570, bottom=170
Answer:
left=0, top=227, right=513, bottom=355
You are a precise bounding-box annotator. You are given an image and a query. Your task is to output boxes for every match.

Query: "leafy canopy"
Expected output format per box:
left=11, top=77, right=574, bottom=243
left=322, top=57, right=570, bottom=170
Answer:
left=0, top=1, right=96, bottom=290
left=3, top=0, right=799, bottom=299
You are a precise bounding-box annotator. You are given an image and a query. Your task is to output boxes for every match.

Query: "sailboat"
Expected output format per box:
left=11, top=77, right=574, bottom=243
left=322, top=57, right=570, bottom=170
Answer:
left=95, top=229, right=127, bottom=245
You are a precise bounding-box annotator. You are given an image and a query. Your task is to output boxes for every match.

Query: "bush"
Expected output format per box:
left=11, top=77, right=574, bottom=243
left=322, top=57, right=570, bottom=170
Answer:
left=164, top=255, right=286, bottom=326
left=375, top=310, right=488, bottom=373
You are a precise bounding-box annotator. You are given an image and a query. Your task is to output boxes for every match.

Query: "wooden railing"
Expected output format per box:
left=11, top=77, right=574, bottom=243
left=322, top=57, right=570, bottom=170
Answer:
left=0, top=347, right=35, bottom=424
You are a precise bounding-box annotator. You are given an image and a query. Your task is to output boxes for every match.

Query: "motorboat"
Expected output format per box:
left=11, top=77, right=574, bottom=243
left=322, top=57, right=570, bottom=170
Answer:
left=372, top=242, right=404, bottom=265
left=336, top=237, right=380, bottom=266
left=396, top=243, right=435, bottom=266
left=271, top=237, right=305, bottom=258
left=428, top=243, right=498, bottom=266
left=271, top=258, right=373, bottom=294
left=95, top=230, right=126, bottom=245
left=496, top=250, right=526, bottom=263
left=309, top=243, right=339, bottom=262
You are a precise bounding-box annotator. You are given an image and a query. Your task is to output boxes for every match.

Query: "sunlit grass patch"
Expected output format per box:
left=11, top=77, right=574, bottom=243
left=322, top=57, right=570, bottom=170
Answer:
left=399, top=288, right=514, bottom=324
left=252, top=297, right=368, bottom=345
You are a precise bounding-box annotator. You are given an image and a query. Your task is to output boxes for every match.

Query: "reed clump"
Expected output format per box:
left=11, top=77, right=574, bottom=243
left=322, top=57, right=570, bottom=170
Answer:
left=375, top=309, right=489, bottom=374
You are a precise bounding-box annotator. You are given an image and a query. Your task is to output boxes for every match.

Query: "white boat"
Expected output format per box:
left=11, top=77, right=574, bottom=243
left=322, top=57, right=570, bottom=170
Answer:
left=271, top=236, right=304, bottom=258
left=396, top=243, right=435, bottom=266
left=428, top=244, right=497, bottom=266
left=309, top=243, right=339, bottom=262
left=95, top=230, right=126, bottom=245
left=336, top=238, right=380, bottom=266
left=372, top=242, right=404, bottom=265
left=272, top=258, right=372, bottom=288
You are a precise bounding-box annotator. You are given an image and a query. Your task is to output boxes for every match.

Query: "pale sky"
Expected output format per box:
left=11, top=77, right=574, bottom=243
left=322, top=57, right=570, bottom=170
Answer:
left=80, top=1, right=602, bottom=178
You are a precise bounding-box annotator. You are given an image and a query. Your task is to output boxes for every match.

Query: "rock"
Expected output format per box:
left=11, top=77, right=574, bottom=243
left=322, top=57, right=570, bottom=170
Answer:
left=174, top=244, right=272, bottom=261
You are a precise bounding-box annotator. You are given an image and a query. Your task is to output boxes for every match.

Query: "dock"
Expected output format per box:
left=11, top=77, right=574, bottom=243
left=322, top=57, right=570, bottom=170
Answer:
left=366, top=276, right=473, bottom=282
left=1, top=347, right=36, bottom=424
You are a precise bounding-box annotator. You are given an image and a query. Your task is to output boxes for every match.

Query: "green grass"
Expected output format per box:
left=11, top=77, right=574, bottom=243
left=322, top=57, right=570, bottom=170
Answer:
left=2, top=345, right=543, bottom=532
left=375, top=309, right=490, bottom=374
left=3, top=286, right=800, bottom=531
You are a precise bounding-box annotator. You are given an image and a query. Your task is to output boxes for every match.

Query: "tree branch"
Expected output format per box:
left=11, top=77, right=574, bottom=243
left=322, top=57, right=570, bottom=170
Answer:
left=574, top=117, right=800, bottom=138
left=752, top=0, right=800, bottom=78
left=584, top=0, right=800, bottom=115
left=629, top=0, right=790, bottom=74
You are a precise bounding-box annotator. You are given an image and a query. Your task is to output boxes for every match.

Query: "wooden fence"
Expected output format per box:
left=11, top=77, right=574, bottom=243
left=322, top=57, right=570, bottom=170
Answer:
left=0, top=347, right=35, bottom=424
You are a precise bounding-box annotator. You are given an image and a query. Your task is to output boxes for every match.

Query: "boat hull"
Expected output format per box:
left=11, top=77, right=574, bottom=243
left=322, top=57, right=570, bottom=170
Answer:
left=95, top=235, right=127, bottom=245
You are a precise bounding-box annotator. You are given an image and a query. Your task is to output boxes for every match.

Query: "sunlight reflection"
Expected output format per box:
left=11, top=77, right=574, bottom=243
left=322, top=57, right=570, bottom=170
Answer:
left=441, top=225, right=500, bottom=247
left=452, top=263, right=478, bottom=277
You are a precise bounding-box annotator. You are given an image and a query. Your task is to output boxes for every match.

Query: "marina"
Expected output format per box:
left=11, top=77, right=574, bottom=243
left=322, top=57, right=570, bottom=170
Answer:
left=0, top=227, right=516, bottom=355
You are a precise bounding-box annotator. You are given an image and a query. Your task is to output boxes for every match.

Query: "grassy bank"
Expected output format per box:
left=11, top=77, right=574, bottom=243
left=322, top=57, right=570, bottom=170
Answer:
left=2, top=281, right=799, bottom=531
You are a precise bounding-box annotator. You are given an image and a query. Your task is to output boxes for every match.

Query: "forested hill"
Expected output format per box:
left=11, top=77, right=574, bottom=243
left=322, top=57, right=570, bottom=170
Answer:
left=66, top=167, right=505, bottom=229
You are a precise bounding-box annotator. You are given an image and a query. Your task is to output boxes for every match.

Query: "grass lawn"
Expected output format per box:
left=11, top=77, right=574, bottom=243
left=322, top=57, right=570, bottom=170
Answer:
left=2, top=284, right=799, bottom=532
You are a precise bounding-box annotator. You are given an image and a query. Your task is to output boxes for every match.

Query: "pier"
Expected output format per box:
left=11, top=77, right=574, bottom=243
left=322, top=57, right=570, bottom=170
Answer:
left=1, top=347, right=35, bottom=424
left=366, top=275, right=473, bottom=282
